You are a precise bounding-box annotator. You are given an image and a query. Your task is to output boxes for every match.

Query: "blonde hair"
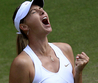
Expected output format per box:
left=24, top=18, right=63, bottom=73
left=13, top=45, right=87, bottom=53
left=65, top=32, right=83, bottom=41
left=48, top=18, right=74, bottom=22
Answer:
left=16, top=34, right=28, bottom=55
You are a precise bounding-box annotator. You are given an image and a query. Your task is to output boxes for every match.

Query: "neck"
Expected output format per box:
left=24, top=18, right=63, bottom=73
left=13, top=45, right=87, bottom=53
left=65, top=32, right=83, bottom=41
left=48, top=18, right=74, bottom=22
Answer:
left=28, top=36, right=50, bottom=56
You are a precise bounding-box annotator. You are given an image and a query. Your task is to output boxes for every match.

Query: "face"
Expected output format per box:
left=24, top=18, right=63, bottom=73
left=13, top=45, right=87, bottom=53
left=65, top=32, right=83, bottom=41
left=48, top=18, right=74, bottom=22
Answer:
left=24, top=5, right=52, bottom=37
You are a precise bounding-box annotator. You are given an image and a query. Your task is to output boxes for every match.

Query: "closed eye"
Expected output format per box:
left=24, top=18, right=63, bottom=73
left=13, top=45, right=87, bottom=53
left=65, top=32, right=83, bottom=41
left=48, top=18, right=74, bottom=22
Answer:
left=31, top=11, right=36, bottom=14
left=29, top=9, right=37, bottom=15
left=30, top=10, right=36, bottom=14
left=29, top=7, right=43, bottom=14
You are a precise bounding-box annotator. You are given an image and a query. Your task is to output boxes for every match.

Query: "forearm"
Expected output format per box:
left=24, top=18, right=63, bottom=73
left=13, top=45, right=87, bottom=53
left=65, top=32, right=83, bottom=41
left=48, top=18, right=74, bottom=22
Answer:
left=74, top=70, right=82, bottom=83
left=74, top=52, right=89, bottom=83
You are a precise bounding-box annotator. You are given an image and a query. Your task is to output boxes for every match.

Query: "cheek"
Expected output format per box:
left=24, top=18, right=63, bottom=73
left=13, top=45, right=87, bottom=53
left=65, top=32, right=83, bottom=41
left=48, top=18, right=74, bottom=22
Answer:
left=31, top=18, right=42, bottom=31
left=25, top=15, right=44, bottom=34
left=26, top=15, right=41, bottom=28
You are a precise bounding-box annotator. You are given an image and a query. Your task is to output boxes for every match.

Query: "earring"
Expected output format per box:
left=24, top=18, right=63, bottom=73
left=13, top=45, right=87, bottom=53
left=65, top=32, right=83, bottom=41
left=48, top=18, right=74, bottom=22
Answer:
left=27, top=29, right=29, bottom=35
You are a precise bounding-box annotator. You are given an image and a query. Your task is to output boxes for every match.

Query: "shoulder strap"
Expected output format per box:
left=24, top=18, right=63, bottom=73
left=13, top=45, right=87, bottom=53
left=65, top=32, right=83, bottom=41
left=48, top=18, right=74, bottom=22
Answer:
left=48, top=43, right=70, bottom=63
left=23, top=45, right=42, bottom=65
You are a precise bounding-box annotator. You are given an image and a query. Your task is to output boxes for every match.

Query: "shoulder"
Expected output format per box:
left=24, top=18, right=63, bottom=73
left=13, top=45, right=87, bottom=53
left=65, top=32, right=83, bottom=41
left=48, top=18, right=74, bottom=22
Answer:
left=52, top=42, right=74, bottom=62
left=11, top=52, right=32, bottom=69
left=52, top=42, right=73, bottom=55
left=9, top=51, right=34, bottom=83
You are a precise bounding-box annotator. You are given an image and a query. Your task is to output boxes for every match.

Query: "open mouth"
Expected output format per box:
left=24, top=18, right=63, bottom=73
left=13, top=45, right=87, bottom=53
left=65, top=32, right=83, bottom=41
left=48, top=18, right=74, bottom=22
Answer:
left=42, top=17, right=49, bottom=25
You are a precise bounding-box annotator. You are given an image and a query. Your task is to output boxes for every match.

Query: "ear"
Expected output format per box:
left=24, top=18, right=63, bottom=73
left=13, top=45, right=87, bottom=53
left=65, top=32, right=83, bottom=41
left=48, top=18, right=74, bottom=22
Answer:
left=19, top=24, right=29, bottom=31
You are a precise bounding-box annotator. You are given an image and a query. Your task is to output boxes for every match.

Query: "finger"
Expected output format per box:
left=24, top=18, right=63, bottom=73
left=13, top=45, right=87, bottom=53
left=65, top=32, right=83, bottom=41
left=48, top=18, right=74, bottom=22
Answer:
left=75, top=60, right=84, bottom=66
left=76, top=54, right=82, bottom=59
left=81, top=52, right=89, bottom=58
left=76, top=53, right=89, bottom=64
left=79, top=54, right=86, bottom=59
left=76, top=58, right=89, bottom=64
left=76, top=54, right=84, bottom=60
left=81, top=52, right=90, bottom=61
left=76, top=55, right=79, bottom=60
left=78, top=53, right=89, bottom=61
left=75, top=59, right=88, bottom=67
left=81, top=52, right=89, bottom=62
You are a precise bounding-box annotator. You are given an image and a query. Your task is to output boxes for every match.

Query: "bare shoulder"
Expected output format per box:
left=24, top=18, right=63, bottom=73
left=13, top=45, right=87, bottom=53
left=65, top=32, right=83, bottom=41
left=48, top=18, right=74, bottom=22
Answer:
left=11, top=52, right=31, bottom=70
left=9, top=51, right=34, bottom=83
left=52, top=42, right=73, bottom=55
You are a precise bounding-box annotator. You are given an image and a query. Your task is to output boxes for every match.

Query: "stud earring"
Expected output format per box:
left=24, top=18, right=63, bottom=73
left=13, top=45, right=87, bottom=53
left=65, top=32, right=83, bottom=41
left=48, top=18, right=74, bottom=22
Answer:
left=27, top=29, right=29, bottom=35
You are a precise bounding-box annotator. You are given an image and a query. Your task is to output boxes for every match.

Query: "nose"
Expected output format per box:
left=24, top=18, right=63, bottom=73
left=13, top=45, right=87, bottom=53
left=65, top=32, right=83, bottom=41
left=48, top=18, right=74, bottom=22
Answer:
left=39, top=9, right=44, bottom=15
left=41, top=11, right=44, bottom=15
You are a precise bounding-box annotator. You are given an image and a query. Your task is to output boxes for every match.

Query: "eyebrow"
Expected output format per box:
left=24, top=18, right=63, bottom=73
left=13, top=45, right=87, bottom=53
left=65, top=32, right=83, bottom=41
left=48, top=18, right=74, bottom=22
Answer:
left=29, top=6, right=42, bottom=12
left=29, top=8, right=37, bottom=13
left=28, top=7, right=42, bottom=14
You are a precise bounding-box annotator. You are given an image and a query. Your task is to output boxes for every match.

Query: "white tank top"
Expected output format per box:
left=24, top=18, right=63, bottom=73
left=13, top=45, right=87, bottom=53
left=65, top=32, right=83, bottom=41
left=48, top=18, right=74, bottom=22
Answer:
left=23, top=43, right=74, bottom=83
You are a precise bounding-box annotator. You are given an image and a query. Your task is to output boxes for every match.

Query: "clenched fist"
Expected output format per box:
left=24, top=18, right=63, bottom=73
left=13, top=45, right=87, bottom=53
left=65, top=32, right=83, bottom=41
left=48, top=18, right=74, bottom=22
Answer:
left=75, top=52, right=89, bottom=72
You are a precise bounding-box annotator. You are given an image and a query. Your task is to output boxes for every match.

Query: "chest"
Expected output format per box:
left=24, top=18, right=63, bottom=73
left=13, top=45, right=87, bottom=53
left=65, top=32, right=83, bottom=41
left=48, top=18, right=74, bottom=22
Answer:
left=33, top=55, right=74, bottom=83
left=38, top=55, right=60, bottom=73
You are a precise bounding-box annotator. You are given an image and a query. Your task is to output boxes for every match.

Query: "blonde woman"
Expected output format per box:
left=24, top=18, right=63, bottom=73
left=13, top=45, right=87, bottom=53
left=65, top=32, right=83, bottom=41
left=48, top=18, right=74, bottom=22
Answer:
left=9, top=0, right=89, bottom=83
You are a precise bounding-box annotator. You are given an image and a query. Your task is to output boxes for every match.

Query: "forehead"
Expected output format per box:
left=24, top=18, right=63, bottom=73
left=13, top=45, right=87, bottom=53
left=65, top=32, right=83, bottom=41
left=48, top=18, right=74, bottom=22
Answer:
left=30, top=5, right=40, bottom=10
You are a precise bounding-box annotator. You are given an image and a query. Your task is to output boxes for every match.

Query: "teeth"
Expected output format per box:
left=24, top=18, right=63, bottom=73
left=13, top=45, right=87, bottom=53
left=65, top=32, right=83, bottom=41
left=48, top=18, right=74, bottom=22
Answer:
left=42, top=16, right=49, bottom=25
left=43, top=17, right=47, bottom=20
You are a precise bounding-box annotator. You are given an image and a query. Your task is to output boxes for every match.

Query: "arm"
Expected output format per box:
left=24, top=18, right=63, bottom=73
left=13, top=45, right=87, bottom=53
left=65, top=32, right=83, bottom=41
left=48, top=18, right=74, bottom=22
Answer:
left=74, top=70, right=82, bottom=83
left=74, top=67, right=82, bottom=83
left=65, top=45, right=89, bottom=83
left=9, top=54, right=32, bottom=83
left=53, top=43, right=89, bottom=83
left=74, top=52, right=89, bottom=83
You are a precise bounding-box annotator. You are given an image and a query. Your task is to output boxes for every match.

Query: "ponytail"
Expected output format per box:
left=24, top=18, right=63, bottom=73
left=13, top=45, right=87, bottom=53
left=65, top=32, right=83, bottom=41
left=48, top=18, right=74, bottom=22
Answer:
left=16, top=34, right=28, bottom=55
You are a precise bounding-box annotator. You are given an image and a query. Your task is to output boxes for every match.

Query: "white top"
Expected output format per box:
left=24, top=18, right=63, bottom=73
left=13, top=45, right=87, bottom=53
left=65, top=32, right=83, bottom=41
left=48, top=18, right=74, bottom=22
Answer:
left=23, top=43, right=74, bottom=83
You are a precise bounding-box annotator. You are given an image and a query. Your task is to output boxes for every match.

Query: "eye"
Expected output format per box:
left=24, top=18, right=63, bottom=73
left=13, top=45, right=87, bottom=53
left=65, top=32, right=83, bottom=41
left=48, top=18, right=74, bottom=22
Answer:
left=31, top=11, right=36, bottom=14
left=31, top=10, right=36, bottom=14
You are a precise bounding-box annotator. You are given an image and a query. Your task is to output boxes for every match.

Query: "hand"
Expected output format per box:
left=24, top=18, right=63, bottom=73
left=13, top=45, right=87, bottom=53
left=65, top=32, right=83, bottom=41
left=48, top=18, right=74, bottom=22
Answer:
left=75, top=52, right=89, bottom=73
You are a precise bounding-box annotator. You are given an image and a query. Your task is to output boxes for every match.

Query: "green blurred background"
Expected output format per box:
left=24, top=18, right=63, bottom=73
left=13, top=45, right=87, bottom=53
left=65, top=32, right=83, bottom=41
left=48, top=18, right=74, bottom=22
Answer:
left=0, top=0, right=98, bottom=83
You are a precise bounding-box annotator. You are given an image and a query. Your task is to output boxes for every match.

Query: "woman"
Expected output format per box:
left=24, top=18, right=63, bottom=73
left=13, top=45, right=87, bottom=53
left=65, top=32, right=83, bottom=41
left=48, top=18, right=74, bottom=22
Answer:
left=9, top=0, right=89, bottom=83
